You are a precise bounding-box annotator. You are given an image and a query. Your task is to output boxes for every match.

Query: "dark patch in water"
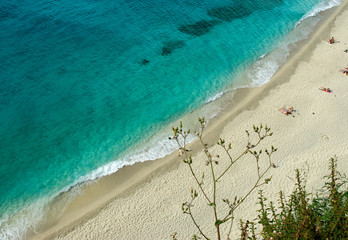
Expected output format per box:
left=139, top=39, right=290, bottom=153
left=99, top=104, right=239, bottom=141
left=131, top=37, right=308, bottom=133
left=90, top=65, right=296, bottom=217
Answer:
left=178, top=20, right=222, bottom=36
left=161, top=40, right=185, bottom=56
left=0, top=4, right=18, bottom=22
left=141, top=59, right=150, bottom=65
left=207, top=5, right=254, bottom=22
left=207, top=0, right=284, bottom=22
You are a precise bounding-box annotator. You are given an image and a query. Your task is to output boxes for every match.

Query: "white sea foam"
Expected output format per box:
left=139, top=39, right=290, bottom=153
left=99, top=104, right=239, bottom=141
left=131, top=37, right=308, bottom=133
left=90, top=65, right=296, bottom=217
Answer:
left=245, top=0, right=341, bottom=88
left=0, top=201, right=47, bottom=239
left=296, top=0, right=343, bottom=27
left=77, top=91, right=227, bottom=184
left=79, top=134, right=187, bottom=183
left=247, top=54, right=284, bottom=87
left=0, top=181, right=82, bottom=239
left=77, top=91, right=227, bottom=185
left=0, top=198, right=48, bottom=239
left=205, top=91, right=225, bottom=104
left=259, top=54, right=267, bottom=59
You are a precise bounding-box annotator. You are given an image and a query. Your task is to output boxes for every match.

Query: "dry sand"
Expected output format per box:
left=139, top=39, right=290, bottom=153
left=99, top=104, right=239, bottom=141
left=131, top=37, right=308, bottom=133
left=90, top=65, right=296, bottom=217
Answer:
left=33, top=1, right=348, bottom=239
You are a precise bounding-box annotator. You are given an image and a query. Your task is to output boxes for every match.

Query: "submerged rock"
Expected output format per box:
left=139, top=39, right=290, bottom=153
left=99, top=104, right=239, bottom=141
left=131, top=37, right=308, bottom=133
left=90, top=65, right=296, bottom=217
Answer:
left=141, top=59, right=150, bottom=65
left=178, top=20, right=222, bottom=36
left=161, top=40, right=185, bottom=56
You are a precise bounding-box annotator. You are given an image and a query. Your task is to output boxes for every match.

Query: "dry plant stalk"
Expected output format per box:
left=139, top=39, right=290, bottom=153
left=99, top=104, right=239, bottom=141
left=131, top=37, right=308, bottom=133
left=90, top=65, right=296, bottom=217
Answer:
left=169, top=117, right=277, bottom=240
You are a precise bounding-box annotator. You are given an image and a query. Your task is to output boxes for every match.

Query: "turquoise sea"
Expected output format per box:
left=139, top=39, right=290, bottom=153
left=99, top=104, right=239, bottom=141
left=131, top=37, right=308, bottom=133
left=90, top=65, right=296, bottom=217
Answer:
left=0, top=0, right=342, bottom=238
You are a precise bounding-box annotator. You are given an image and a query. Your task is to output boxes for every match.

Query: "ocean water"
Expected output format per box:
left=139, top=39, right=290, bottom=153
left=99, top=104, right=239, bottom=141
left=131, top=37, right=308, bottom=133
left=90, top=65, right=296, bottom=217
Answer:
left=0, top=0, right=342, bottom=238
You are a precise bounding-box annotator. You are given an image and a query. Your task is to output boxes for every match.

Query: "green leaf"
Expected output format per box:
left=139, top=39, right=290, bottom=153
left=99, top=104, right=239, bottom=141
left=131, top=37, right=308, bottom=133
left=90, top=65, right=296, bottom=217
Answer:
left=215, top=219, right=226, bottom=226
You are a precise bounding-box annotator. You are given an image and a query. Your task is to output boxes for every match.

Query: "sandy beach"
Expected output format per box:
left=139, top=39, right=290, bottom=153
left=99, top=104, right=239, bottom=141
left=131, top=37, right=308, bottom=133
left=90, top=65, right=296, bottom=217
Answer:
left=31, top=1, right=348, bottom=239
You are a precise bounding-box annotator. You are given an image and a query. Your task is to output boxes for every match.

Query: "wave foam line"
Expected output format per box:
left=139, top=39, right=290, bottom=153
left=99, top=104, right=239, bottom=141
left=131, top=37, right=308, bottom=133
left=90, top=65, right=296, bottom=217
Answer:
left=205, top=91, right=225, bottom=104
left=0, top=186, right=81, bottom=240
left=296, top=0, right=343, bottom=27
left=247, top=0, right=342, bottom=87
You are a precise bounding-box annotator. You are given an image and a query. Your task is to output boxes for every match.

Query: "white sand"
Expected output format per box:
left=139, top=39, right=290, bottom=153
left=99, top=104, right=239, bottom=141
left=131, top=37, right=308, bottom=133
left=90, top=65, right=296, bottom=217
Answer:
left=33, top=2, right=348, bottom=239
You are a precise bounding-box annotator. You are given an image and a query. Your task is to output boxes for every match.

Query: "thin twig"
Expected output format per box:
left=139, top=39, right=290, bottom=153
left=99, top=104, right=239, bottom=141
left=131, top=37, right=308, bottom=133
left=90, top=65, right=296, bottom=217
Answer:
left=188, top=206, right=210, bottom=240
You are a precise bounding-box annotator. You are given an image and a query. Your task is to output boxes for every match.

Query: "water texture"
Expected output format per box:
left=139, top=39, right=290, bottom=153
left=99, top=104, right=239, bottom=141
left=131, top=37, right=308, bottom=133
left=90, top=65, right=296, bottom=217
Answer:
left=0, top=0, right=341, bottom=238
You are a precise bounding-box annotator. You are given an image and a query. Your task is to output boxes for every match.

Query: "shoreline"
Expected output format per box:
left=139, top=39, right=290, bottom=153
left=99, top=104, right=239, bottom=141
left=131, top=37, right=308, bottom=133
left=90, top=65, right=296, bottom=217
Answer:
left=30, top=1, right=348, bottom=239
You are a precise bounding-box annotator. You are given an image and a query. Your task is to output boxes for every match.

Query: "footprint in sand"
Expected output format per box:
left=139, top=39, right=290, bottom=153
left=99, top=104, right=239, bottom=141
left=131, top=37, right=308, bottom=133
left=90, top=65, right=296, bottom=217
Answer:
left=321, top=135, right=330, bottom=141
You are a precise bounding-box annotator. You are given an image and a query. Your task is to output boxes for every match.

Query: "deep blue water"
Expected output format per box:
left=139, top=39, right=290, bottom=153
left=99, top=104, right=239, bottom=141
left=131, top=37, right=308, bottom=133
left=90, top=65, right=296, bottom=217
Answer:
left=0, top=0, right=342, bottom=238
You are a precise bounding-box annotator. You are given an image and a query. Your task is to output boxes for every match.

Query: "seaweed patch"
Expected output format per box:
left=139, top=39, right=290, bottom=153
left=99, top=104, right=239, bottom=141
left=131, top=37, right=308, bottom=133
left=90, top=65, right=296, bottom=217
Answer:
left=161, top=40, right=185, bottom=56
left=178, top=20, right=222, bottom=36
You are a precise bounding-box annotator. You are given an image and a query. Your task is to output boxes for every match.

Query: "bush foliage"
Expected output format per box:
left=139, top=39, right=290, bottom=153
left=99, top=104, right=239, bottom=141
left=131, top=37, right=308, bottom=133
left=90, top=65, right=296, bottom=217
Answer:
left=242, top=157, right=348, bottom=240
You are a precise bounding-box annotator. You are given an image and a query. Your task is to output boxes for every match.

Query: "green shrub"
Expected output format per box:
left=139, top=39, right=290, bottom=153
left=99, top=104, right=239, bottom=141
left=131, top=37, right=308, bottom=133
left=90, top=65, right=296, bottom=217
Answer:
left=242, top=157, right=348, bottom=240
